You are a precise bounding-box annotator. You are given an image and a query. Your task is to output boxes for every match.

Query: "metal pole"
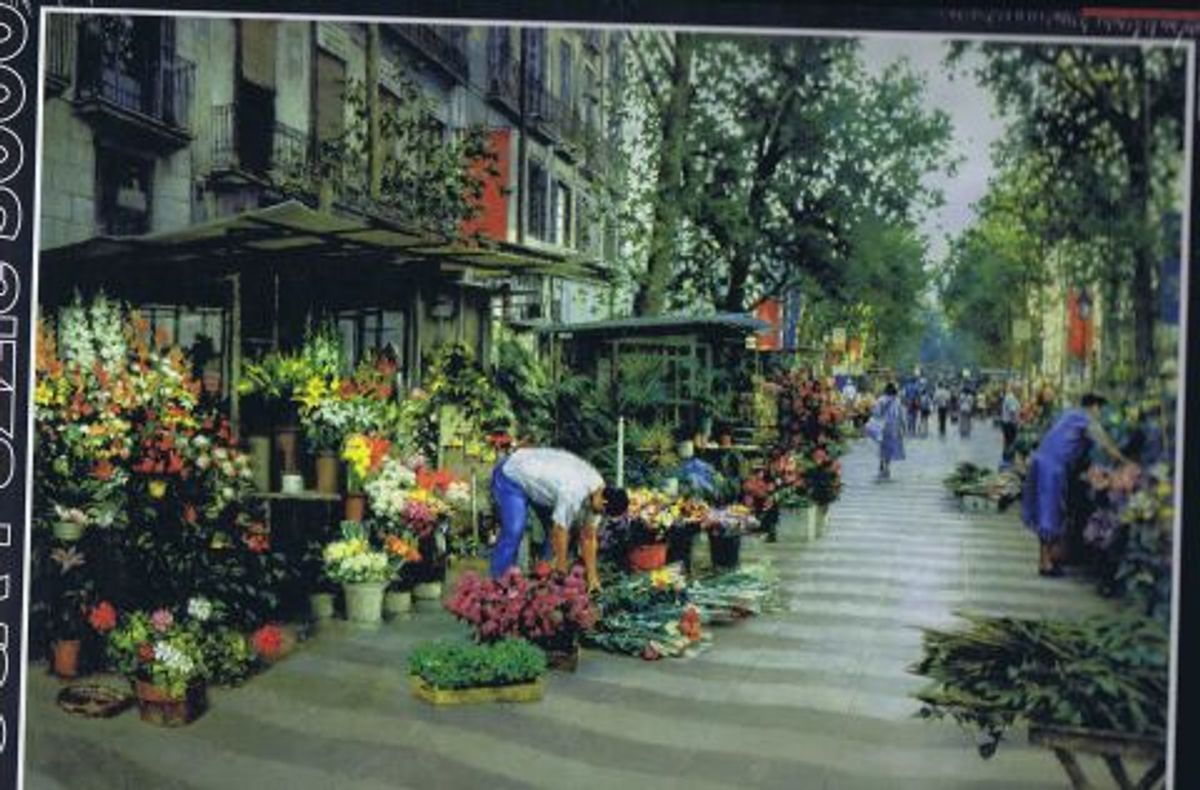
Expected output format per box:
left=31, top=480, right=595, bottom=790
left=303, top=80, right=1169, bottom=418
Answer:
left=616, top=415, right=625, bottom=487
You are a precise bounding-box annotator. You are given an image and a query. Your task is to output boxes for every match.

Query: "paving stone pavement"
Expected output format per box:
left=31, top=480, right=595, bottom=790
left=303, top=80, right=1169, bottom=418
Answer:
left=25, top=425, right=1147, bottom=789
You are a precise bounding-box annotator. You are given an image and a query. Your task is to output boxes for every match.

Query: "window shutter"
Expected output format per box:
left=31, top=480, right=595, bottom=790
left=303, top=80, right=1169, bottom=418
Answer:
left=316, top=50, right=346, bottom=142
left=240, top=20, right=277, bottom=89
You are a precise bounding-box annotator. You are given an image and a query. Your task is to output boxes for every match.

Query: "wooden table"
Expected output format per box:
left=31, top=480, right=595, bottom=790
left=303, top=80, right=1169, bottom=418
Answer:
left=1028, top=724, right=1166, bottom=790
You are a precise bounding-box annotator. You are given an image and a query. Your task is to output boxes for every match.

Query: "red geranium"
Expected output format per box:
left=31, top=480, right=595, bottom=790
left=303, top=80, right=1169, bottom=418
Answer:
left=137, top=643, right=155, bottom=664
left=252, top=624, right=285, bottom=660
left=88, top=601, right=117, bottom=633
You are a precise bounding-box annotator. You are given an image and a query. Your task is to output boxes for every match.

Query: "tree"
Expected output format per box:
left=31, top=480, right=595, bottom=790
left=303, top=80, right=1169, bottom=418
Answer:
left=950, top=43, right=1187, bottom=380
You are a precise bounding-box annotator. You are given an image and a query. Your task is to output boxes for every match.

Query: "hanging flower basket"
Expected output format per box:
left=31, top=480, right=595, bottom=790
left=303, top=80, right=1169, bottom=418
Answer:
left=627, top=542, right=668, bottom=572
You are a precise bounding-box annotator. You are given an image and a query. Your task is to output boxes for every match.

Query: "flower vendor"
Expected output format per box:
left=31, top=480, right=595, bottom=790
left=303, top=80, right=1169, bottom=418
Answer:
left=490, top=447, right=629, bottom=591
left=1021, top=393, right=1135, bottom=577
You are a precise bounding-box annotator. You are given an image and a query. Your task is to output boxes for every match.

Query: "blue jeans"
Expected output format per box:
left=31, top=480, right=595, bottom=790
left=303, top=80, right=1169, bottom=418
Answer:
left=489, top=460, right=552, bottom=578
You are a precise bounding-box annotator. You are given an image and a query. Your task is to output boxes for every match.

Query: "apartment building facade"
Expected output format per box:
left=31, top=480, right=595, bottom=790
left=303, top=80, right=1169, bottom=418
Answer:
left=39, top=13, right=623, bottom=386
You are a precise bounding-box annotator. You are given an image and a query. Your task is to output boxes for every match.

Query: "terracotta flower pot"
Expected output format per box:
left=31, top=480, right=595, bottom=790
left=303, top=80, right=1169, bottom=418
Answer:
left=133, top=679, right=208, bottom=727
left=315, top=452, right=340, bottom=495
left=343, top=492, right=367, bottom=523
left=51, top=639, right=82, bottom=678
left=627, top=542, right=668, bottom=572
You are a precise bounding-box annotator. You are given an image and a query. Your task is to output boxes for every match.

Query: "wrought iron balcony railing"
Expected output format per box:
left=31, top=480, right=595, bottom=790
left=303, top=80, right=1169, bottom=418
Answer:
left=391, top=24, right=469, bottom=83
left=207, top=103, right=312, bottom=181
left=75, top=19, right=195, bottom=133
left=486, top=54, right=520, bottom=115
left=44, top=14, right=75, bottom=94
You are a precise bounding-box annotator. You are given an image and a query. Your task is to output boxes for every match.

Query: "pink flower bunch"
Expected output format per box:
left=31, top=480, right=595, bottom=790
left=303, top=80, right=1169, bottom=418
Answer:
left=402, top=500, right=439, bottom=538
left=445, top=567, right=596, bottom=644
left=150, top=608, right=174, bottom=634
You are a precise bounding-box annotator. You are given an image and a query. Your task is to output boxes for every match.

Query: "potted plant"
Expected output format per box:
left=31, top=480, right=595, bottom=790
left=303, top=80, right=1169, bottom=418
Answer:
left=341, top=433, right=390, bottom=522
left=803, top=446, right=842, bottom=533
left=381, top=531, right=423, bottom=618
left=323, top=521, right=393, bottom=625
left=408, top=638, right=547, bottom=705
left=45, top=546, right=93, bottom=678
left=619, top=488, right=680, bottom=571
left=446, top=565, right=597, bottom=671
left=704, top=504, right=759, bottom=570
left=106, top=608, right=210, bottom=726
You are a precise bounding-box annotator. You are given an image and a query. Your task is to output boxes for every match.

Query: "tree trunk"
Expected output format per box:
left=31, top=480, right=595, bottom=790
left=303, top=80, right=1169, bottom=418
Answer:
left=1125, top=76, right=1158, bottom=384
left=634, top=34, right=695, bottom=317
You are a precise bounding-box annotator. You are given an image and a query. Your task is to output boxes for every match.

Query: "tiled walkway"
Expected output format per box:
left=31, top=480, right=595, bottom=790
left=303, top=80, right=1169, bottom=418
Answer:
left=26, top=426, right=1137, bottom=789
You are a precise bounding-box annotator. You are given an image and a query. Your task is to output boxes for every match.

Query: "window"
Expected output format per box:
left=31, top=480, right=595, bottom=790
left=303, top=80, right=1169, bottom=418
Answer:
left=315, top=49, right=346, bottom=146
left=528, top=159, right=549, bottom=241
left=236, top=20, right=277, bottom=174
left=487, top=27, right=511, bottom=70
left=96, top=147, right=152, bottom=235
left=559, top=40, right=573, bottom=103
left=583, top=65, right=598, bottom=132
left=140, top=304, right=229, bottom=395
left=336, top=309, right=407, bottom=372
left=524, top=28, right=546, bottom=115
left=554, top=180, right=573, bottom=248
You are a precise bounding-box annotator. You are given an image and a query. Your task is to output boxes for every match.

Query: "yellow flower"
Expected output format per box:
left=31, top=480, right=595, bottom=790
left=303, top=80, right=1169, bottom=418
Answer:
left=295, top=375, right=330, bottom=411
left=34, top=382, right=54, bottom=407
left=649, top=569, right=673, bottom=589
left=148, top=479, right=168, bottom=499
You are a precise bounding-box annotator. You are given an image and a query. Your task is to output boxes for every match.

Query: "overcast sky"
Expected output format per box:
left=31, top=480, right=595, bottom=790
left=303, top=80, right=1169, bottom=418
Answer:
left=858, top=37, right=1008, bottom=263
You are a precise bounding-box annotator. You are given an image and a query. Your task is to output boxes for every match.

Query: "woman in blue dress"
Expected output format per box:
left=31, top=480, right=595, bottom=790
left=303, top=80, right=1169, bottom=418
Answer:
left=872, top=383, right=906, bottom=480
left=1021, top=393, right=1133, bottom=576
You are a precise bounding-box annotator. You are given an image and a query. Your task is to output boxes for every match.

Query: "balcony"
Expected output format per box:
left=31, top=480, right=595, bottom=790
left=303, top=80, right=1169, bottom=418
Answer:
left=44, top=14, right=74, bottom=96
left=73, top=19, right=195, bottom=152
left=207, top=103, right=313, bottom=185
left=582, top=128, right=615, bottom=180
left=391, top=24, right=469, bottom=83
left=486, top=55, right=520, bottom=116
left=527, top=80, right=585, bottom=151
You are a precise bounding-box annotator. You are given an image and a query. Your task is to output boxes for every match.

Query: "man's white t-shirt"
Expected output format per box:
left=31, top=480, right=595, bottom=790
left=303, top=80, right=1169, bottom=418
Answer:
left=501, top=448, right=604, bottom=530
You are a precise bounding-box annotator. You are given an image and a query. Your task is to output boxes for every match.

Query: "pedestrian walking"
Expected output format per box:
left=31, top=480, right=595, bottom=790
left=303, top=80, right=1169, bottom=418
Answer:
left=1021, top=394, right=1133, bottom=576
left=919, top=385, right=933, bottom=437
left=934, top=381, right=951, bottom=437
left=869, top=383, right=906, bottom=480
left=905, top=380, right=920, bottom=436
left=1000, top=386, right=1021, bottom=467
left=958, top=388, right=975, bottom=438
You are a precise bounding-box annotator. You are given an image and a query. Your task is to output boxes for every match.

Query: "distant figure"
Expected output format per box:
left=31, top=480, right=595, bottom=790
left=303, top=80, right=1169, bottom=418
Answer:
left=919, top=384, right=933, bottom=437
left=958, top=388, right=975, bottom=439
left=905, top=380, right=921, bottom=436
left=1000, top=386, right=1021, bottom=467
left=872, top=383, right=906, bottom=480
left=934, top=381, right=951, bottom=437
left=1021, top=394, right=1133, bottom=576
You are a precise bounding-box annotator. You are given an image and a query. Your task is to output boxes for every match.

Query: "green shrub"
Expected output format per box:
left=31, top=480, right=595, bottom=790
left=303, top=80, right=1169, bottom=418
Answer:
left=408, top=638, right=546, bottom=690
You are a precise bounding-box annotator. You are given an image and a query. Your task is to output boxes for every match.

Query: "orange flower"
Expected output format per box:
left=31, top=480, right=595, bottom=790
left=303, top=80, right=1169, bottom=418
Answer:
left=92, top=459, right=115, bottom=481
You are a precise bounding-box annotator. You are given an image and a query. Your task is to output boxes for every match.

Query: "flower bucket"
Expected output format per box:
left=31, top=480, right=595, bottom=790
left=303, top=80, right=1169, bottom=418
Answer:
left=343, top=492, right=367, bottom=523
left=280, top=473, right=305, bottom=495
left=536, top=635, right=581, bottom=672
left=315, top=453, right=340, bottom=495
left=776, top=506, right=808, bottom=543
left=133, top=679, right=207, bottom=727
left=342, top=581, right=386, bottom=625
left=247, top=435, right=272, bottom=492
left=51, top=639, right=82, bottom=679
left=52, top=521, right=85, bottom=542
left=413, top=581, right=443, bottom=606
left=816, top=504, right=830, bottom=535
left=275, top=425, right=299, bottom=474
left=627, top=542, right=668, bottom=572
left=384, top=590, right=413, bottom=617
left=665, top=527, right=696, bottom=574
left=709, top=533, right=742, bottom=570
left=309, top=592, right=335, bottom=621
left=805, top=507, right=819, bottom=541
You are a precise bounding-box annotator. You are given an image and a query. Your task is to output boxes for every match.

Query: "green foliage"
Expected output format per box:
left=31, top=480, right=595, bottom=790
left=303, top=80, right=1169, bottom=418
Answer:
left=408, top=638, right=546, bottom=690
left=493, top=338, right=555, bottom=444
left=911, top=614, right=1169, bottom=758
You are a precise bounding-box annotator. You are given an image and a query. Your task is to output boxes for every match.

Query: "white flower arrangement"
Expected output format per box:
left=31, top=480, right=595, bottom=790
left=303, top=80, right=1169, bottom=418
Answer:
left=363, top=457, right=419, bottom=524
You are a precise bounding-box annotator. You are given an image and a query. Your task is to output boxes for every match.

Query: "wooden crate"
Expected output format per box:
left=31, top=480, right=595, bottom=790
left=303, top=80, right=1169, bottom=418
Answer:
left=1028, top=724, right=1165, bottom=790
left=409, top=676, right=544, bottom=706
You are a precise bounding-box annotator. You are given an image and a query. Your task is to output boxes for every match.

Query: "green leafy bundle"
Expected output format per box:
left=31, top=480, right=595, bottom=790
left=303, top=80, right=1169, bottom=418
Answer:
left=408, top=638, right=546, bottom=690
left=911, top=613, right=1169, bottom=758
left=943, top=462, right=990, bottom=496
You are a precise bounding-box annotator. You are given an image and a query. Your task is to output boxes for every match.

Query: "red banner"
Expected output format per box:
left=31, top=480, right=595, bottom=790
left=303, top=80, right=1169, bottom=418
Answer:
left=754, top=299, right=782, bottom=350
left=1067, top=289, right=1094, bottom=360
left=461, top=128, right=511, bottom=241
